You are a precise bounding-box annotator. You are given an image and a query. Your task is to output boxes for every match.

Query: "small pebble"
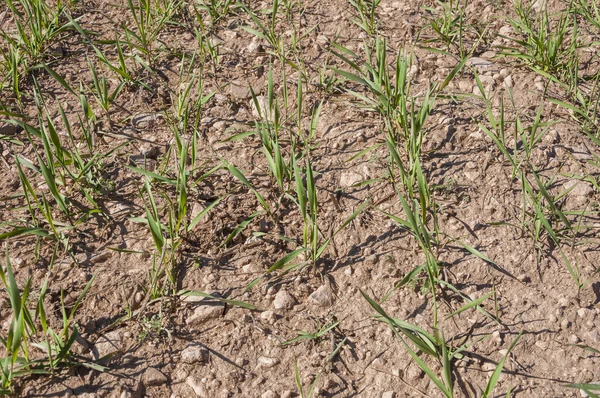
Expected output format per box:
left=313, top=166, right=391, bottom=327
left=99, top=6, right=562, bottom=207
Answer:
left=569, top=334, right=581, bottom=344
left=273, top=290, right=296, bottom=310
left=181, top=345, right=209, bottom=364
left=257, top=356, right=280, bottom=368
left=308, top=285, right=333, bottom=307
left=187, top=376, right=208, bottom=397
left=143, top=367, right=167, bottom=387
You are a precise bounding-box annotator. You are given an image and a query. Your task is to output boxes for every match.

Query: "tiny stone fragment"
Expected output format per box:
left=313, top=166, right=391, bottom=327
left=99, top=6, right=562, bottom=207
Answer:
left=93, top=330, right=124, bottom=359
left=142, top=367, right=167, bottom=387
left=273, top=290, right=296, bottom=310
left=230, top=83, right=250, bottom=99
left=260, top=310, right=276, bottom=324
left=181, top=345, right=209, bottom=364
left=257, top=356, right=280, bottom=368
left=186, top=304, right=223, bottom=325
left=466, top=57, right=494, bottom=70
left=340, top=171, right=362, bottom=187
left=132, top=113, right=163, bottom=129
left=187, top=376, right=209, bottom=397
left=309, top=285, right=333, bottom=307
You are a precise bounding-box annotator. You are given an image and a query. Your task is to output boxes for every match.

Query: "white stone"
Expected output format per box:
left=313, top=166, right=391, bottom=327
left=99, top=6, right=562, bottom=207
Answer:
left=309, top=285, right=333, bottom=307
left=340, top=171, right=362, bottom=187
left=273, top=290, right=295, bottom=310
left=467, top=57, right=494, bottom=70
left=181, top=345, right=209, bottom=363
left=93, top=330, right=124, bottom=359
left=187, top=376, right=209, bottom=397
left=565, top=180, right=593, bottom=198
left=257, top=356, right=280, bottom=368
left=260, top=311, right=276, bottom=323
left=250, top=95, right=270, bottom=119
left=133, top=113, right=163, bottom=129
left=143, top=367, right=167, bottom=386
left=186, top=305, right=223, bottom=325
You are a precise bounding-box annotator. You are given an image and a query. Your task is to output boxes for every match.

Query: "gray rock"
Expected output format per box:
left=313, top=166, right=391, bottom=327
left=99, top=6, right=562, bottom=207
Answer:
left=262, top=391, right=279, bottom=398
left=187, top=376, right=209, bottom=397
left=247, top=38, right=263, bottom=53
left=382, top=392, right=396, bottom=398
left=230, top=83, right=250, bottom=99
left=273, top=290, right=296, bottom=310
left=93, top=330, right=124, bottom=359
left=308, top=285, right=333, bottom=307
left=260, top=310, right=276, bottom=324
left=577, top=308, right=592, bottom=318
left=72, top=335, right=90, bottom=355
left=242, top=262, right=262, bottom=273
left=565, top=180, right=593, bottom=203
left=186, top=304, right=223, bottom=325
left=143, top=367, right=167, bottom=386
left=139, top=143, right=160, bottom=159
left=0, top=123, right=17, bottom=135
left=181, top=345, right=209, bottom=364
left=532, top=0, right=547, bottom=12
left=406, top=365, right=424, bottom=382
left=458, top=80, right=472, bottom=92
left=466, top=57, right=494, bottom=71
left=340, top=171, right=362, bottom=187
left=133, top=113, right=163, bottom=130
left=189, top=202, right=208, bottom=224
left=250, top=95, right=270, bottom=119
left=257, top=356, right=280, bottom=368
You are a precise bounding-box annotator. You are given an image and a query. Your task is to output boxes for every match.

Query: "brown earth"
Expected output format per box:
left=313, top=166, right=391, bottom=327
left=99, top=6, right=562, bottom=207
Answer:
left=1, top=0, right=600, bottom=397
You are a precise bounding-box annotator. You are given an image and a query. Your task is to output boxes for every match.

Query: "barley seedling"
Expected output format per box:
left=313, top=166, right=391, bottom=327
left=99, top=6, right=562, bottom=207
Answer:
left=88, top=59, right=125, bottom=122
left=195, top=30, right=221, bottom=71
left=518, top=169, right=589, bottom=288
left=498, top=0, right=584, bottom=91
left=0, top=246, right=96, bottom=393
left=282, top=319, right=339, bottom=346
left=333, top=38, right=436, bottom=194
left=2, top=0, right=79, bottom=64
left=250, top=67, right=297, bottom=194
left=566, top=382, right=600, bottom=398
left=64, top=14, right=143, bottom=88
left=294, top=358, right=321, bottom=398
left=362, top=289, right=520, bottom=397
left=422, top=0, right=471, bottom=57
left=0, top=44, right=24, bottom=104
left=266, top=156, right=367, bottom=274
left=475, top=75, right=553, bottom=179
left=571, top=0, right=600, bottom=31
left=240, top=1, right=285, bottom=60
left=347, top=0, right=381, bottom=36
left=195, top=0, right=242, bottom=28
left=123, top=0, right=182, bottom=67
left=167, top=55, right=215, bottom=170
left=548, top=71, right=600, bottom=139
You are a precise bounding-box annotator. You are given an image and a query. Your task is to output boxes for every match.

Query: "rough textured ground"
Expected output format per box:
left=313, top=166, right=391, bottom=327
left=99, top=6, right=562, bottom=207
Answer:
left=1, top=0, right=600, bottom=397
